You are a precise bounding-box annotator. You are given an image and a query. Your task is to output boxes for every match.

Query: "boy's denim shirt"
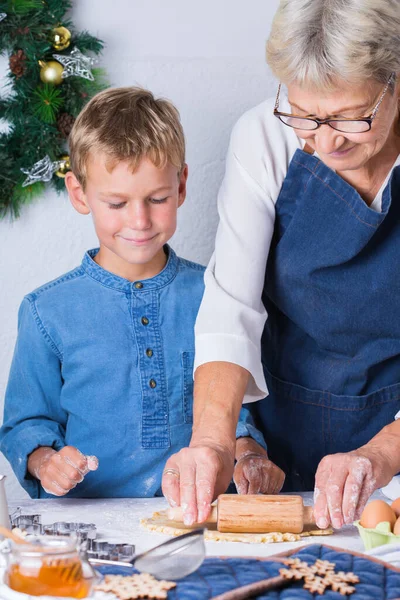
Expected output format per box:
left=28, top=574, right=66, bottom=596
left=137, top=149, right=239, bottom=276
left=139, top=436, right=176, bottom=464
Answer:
left=0, top=246, right=266, bottom=498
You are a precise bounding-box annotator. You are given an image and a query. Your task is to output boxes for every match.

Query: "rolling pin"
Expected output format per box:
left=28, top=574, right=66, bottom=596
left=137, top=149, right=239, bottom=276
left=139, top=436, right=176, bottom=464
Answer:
left=167, top=495, right=316, bottom=533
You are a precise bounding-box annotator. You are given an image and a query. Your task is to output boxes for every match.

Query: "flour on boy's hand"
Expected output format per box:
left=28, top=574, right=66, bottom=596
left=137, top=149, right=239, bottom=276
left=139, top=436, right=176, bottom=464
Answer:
left=86, top=456, right=99, bottom=471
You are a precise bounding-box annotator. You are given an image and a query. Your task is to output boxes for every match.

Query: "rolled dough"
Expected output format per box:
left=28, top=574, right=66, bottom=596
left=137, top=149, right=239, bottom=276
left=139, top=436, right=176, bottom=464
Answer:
left=140, top=509, right=334, bottom=543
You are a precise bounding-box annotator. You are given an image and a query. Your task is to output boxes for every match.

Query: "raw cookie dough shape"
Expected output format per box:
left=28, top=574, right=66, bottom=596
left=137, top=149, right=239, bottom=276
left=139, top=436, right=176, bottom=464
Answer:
left=140, top=510, right=333, bottom=544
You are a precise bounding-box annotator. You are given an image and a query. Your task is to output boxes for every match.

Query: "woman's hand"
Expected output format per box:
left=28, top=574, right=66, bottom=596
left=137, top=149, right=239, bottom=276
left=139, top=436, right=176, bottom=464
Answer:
left=313, top=446, right=393, bottom=529
left=162, top=362, right=251, bottom=525
left=233, top=437, right=285, bottom=495
left=234, top=453, right=285, bottom=494
left=28, top=446, right=99, bottom=496
left=162, top=443, right=235, bottom=525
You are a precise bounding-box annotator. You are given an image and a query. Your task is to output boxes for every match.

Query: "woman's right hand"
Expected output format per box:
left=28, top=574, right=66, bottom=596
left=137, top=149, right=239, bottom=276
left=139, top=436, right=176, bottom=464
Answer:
left=162, top=443, right=235, bottom=525
left=28, top=446, right=99, bottom=496
left=163, top=361, right=250, bottom=524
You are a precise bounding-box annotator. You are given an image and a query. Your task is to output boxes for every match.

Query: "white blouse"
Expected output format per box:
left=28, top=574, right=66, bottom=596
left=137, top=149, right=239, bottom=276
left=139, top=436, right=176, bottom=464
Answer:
left=194, top=95, right=400, bottom=403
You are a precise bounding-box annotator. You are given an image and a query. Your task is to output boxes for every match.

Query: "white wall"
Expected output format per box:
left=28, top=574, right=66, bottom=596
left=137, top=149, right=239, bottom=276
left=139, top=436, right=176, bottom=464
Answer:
left=0, top=0, right=280, bottom=500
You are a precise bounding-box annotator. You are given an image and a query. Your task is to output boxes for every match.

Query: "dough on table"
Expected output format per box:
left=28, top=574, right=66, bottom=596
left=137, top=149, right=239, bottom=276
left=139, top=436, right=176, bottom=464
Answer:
left=140, top=509, right=333, bottom=543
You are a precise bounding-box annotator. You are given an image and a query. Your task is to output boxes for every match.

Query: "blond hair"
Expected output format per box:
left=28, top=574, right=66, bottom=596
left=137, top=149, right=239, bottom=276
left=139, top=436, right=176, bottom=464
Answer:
left=266, top=0, right=400, bottom=90
left=69, top=87, right=185, bottom=188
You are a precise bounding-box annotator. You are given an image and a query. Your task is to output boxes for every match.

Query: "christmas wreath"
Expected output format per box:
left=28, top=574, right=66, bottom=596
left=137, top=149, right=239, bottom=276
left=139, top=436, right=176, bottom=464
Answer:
left=0, top=0, right=107, bottom=218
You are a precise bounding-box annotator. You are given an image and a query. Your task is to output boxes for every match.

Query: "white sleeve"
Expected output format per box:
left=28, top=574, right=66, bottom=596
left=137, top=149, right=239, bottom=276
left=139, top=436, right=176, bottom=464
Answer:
left=194, top=109, right=278, bottom=403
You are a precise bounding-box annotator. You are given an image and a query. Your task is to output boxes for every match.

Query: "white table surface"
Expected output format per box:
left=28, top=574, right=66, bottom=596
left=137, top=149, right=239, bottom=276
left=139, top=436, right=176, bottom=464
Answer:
left=8, top=490, right=390, bottom=559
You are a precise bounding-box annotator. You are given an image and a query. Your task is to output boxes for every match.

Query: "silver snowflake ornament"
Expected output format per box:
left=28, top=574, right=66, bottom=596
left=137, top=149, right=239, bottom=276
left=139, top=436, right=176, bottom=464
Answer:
left=21, top=155, right=60, bottom=187
left=53, top=48, right=95, bottom=81
left=0, top=13, right=7, bottom=22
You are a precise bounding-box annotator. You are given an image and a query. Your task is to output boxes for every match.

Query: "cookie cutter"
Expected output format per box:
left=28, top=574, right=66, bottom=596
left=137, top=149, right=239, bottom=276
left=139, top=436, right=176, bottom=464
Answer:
left=9, top=508, right=21, bottom=525
left=10, top=509, right=41, bottom=529
left=9, top=512, right=136, bottom=561
left=42, top=522, right=97, bottom=541
left=10, top=511, right=97, bottom=541
left=86, top=540, right=135, bottom=561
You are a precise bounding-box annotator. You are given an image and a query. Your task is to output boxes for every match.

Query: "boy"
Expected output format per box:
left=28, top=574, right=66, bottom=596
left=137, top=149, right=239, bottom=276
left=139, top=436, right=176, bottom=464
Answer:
left=0, top=87, right=284, bottom=498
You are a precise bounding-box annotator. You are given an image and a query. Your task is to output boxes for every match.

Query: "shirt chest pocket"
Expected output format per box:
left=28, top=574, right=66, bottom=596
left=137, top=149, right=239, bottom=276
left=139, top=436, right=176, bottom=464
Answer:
left=181, top=351, right=194, bottom=424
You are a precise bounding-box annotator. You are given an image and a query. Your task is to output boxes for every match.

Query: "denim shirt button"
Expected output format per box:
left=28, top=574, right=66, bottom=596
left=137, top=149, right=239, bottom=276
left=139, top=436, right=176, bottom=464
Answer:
left=146, top=348, right=153, bottom=358
left=149, top=379, right=157, bottom=388
left=134, top=282, right=143, bottom=289
left=141, top=316, right=149, bottom=326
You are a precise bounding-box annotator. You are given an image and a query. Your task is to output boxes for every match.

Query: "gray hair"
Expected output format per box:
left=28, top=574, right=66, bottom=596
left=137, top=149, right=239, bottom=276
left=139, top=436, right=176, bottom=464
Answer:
left=266, top=0, right=400, bottom=90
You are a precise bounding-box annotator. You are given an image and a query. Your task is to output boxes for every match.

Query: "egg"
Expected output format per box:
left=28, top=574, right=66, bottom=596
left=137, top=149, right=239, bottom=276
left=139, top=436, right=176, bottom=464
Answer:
left=394, top=516, right=400, bottom=535
left=391, top=497, right=400, bottom=518
left=359, top=500, right=396, bottom=530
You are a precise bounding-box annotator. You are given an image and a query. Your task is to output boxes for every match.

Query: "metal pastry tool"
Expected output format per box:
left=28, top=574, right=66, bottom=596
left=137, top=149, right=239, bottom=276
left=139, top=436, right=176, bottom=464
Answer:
left=89, top=528, right=206, bottom=580
left=9, top=508, right=22, bottom=525
left=20, top=522, right=44, bottom=536
left=42, top=522, right=97, bottom=541
left=10, top=512, right=43, bottom=536
left=10, top=510, right=41, bottom=529
left=167, top=494, right=317, bottom=533
left=86, top=540, right=135, bottom=561
left=9, top=514, right=97, bottom=541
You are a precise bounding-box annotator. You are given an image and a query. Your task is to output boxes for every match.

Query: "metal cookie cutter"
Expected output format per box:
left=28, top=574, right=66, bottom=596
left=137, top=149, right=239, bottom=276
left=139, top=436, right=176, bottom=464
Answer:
left=10, top=511, right=97, bottom=542
left=9, top=508, right=21, bottom=526
left=87, top=539, right=135, bottom=562
left=9, top=513, right=135, bottom=561
left=42, top=522, right=97, bottom=541
left=10, top=509, right=42, bottom=530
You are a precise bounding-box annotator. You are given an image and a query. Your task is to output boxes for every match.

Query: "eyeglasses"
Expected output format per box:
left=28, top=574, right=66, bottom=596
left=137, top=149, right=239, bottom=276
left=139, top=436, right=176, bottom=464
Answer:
left=273, top=73, right=395, bottom=133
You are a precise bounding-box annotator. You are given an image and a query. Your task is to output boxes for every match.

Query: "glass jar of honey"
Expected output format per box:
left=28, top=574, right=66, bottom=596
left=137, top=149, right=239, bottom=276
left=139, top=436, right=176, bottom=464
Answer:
left=5, top=535, right=96, bottom=598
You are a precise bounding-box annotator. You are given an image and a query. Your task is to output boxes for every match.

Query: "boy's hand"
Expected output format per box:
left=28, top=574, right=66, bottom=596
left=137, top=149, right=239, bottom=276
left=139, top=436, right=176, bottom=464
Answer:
left=233, top=437, right=285, bottom=495
left=28, top=446, right=99, bottom=496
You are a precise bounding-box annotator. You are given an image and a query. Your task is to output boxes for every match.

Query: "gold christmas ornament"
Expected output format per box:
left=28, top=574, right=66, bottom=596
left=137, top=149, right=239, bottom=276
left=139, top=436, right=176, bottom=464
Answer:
left=38, top=60, right=64, bottom=85
left=55, top=155, right=71, bottom=178
left=50, top=26, right=72, bottom=51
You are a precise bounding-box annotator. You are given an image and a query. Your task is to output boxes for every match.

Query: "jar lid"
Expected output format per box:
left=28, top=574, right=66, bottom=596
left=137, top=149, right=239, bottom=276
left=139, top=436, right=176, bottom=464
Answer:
left=10, top=535, right=78, bottom=557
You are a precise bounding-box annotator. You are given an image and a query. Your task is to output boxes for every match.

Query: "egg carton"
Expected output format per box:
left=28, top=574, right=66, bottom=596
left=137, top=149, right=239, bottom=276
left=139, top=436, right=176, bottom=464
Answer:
left=9, top=509, right=135, bottom=560
left=355, top=520, right=400, bottom=550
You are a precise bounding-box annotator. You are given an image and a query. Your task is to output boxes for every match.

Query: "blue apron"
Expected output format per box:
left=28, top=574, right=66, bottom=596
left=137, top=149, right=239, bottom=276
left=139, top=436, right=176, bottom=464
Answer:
left=251, top=148, right=400, bottom=492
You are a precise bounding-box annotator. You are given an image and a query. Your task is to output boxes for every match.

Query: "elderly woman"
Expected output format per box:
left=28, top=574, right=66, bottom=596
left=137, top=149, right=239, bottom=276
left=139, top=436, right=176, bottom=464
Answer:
left=163, top=0, right=400, bottom=530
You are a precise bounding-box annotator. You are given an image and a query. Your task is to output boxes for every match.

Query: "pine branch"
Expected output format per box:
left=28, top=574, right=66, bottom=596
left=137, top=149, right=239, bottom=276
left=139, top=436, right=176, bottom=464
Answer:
left=53, top=174, right=66, bottom=192
left=0, top=0, right=108, bottom=218
left=32, top=83, right=63, bottom=122
left=72, top=31, right=104, bottom=54
left=6, top=0, right=43, bottom=15
left=62, top=67, right=108, bottom=115
left=45, top=0, right=72, bottom=21
left=0, top=96, right=12, bottom=114
left=12, top=180, right=45, bottom=214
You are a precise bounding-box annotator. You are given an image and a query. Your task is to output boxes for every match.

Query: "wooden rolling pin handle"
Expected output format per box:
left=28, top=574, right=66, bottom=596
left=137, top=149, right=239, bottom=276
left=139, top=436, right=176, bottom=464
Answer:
left=167, top=505, right=218, bottom=524
left=303, top=505, right=316, bottom=527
